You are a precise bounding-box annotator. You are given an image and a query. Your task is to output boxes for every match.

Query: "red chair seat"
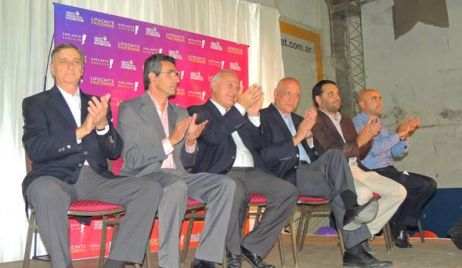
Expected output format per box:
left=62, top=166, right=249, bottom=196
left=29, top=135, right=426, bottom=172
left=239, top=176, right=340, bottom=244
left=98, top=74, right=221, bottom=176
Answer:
left=298, top=195, right=329, bottom=204
left=249, top=193, right=267, bottom=204
left=187, top=198, right=203, bottom=207
left=69, top=200, right=124, bottom=212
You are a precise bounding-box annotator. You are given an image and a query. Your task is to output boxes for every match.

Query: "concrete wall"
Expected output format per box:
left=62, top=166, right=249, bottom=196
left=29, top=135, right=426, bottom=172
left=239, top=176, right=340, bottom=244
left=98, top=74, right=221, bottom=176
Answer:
left=362, top=0, right=462, bottom=188
left=248, top=0, right=335, bottom=107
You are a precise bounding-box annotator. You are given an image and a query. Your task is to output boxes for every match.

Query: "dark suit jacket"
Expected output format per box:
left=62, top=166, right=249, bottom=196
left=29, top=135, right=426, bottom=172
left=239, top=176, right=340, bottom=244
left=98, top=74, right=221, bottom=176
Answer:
left=259, top=104, right=318, bottom=184
left=22, top=86, right=121, bottom=199
left=312, top=111, right=370, bottom=160
left=187, top=100, right=267, bottom=174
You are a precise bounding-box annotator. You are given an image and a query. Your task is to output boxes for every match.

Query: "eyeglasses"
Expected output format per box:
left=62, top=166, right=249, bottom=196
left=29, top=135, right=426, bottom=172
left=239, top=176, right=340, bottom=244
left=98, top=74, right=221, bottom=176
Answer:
left=159, top=70, right=180, bottom=78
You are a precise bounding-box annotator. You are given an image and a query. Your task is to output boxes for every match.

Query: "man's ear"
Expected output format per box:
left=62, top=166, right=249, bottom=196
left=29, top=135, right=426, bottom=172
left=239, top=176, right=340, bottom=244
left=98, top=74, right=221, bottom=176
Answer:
left=315, top=95, right=321, bottom=107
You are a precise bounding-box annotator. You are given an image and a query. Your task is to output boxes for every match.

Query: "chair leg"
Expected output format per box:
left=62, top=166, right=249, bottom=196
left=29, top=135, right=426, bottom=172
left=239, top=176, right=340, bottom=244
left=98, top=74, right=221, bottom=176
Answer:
left=277, top=235, right=285, bottom=267
left=288, top=212, right=298, bottom=267
left=336, top=227, right=346, bottom=256
left=299, top=212, right=312, bottom=252
left=383, top=222, right=393, bottom=252
left=296, top=206, right=306, bottom=252
left=23, top=212, right=36, bottom=268
left=417, top=219, right=425, bottom=243
left=181, top=214, right=196, bottom=264
left=99, top=215, right=109, bottom=268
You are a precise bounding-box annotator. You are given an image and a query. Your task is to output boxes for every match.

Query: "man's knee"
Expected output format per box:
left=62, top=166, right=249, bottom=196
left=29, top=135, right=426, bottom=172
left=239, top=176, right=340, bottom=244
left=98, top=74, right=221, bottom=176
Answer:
left=27, top=178, right=71, bottom=206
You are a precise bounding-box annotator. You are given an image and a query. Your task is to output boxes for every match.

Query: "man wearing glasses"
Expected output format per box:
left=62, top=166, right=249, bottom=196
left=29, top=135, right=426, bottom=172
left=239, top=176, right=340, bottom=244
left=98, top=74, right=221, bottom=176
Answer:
left=117, top=53, right=236, bottom=268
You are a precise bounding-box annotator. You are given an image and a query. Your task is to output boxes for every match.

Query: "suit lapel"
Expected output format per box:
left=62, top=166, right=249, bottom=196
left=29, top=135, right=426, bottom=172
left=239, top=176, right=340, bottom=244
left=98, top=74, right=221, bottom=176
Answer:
left=80, top=91, right=90, bottom=124
left=168, top=104, right=177, bottom=135
left=319, top=111, right=344, bottom=142
left=140, top=92, right=165, bottom=138
left=268, top=104, right=294, bottom=138
left=49, top=86, right=78, bottom=128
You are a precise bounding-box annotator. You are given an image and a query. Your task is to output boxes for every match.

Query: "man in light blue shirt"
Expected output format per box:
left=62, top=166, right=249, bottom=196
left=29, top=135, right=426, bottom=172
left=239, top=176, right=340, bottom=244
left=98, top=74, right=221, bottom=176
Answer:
left=353, top=88, right=437, bottom=248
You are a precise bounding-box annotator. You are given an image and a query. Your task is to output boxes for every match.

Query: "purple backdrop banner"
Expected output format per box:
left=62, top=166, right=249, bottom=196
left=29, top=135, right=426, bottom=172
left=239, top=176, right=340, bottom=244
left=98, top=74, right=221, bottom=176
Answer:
left=54, top=3, right=249, bottom=124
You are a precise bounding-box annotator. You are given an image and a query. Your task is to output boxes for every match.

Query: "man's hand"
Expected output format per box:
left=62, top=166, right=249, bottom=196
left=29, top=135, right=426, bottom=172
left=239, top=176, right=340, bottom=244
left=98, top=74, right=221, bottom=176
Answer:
left=186, top=114, right=208, bottom=146
left=397, top=116, right=420, bottom=138
left=247, top=91, right=264, bottom=116
left=303, top=108, right=318, bottom=133
left=356, top=118, right=381, bottom=147
left=88, top=93, right=110, bottom=130
left=237, top=84, right=262, bottom=110
left=169, top=116, right=191, bottom=146
left=76, top=114, right=94, bottom=140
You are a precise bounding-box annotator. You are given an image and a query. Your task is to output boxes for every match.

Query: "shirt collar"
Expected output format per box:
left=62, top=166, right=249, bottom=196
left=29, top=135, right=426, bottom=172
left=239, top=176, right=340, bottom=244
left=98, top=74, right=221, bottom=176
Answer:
left=210, top=98, right=227, bottom=116
left=274, top=104, right=291, bottom=119
left=57, top=85, right=80, bottom=100
left=320, top=109, right=342, bottom=122
left=148, top=91, right=168, bottom=115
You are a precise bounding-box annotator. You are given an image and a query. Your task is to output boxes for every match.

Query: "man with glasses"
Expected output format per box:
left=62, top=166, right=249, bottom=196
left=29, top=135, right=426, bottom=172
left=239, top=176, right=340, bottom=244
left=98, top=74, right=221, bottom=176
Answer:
left=118, top=53, right=236, bottom=268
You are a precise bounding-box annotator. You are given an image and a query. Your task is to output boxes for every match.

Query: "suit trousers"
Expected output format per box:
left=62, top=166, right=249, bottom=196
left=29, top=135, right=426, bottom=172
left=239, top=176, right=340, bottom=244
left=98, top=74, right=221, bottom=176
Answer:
left=148, top=169, right=235, bottom=266
left=226, top=168, right=297, bottom=258
left=372, top=166, right=436, bottom=227
left=295, top=149, right=372, bottom=249
left=26, top=166, right=162, bottom=268
left=350, top=164, right=407, bottom=234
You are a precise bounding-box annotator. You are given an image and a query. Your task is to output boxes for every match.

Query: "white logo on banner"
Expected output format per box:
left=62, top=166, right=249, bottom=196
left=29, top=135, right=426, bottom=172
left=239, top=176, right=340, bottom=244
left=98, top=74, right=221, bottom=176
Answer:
left=65, top=11, right=84, bottom=22
left=190, top=71, right=204, bottom=81
left=145, top=27, right=161, bottom=37
left=109, top=59, right=114, bottom=69
left=180, top=71, right=185, bottom=80
left=210, top=41, right=223, bottom=51
left=230, top=62, right=241, bottom=71
left=134, top=81, right=139, bottom=92
left=81, top=34, right=87, bottom=44
left=135, top=25, right=139, bottom=35
left=121, top=60, right=137, bottom=71
left=94, top=36, right=111, bottom=47
left=201, top=91, right=206, bottom=101
left=91, top=17, right=114, bottom=28
left=169, top=50, right=182, bottom=60
left=221, top=61, right=225, bottom=69
left=201, top=40, right=206, bottom=48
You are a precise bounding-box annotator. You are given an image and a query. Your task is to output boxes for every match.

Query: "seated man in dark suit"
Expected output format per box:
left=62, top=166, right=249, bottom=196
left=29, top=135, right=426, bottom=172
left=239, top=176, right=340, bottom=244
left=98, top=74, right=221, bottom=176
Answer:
left=188, top=69, right=297, bottom=268
left=22, top=43, right=162, bottom=268
left=354, top=88, right=436, bottom=248
left=259, top=77, right=388, bottom=267
left=117, top=53, right=235, bottom=268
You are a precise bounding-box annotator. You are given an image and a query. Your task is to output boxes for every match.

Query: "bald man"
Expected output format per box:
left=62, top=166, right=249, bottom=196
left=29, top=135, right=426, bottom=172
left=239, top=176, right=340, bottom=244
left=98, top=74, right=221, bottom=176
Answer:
left=259, top=77, right=395, bottom=268
left=353, top=89, right=437, bottom=248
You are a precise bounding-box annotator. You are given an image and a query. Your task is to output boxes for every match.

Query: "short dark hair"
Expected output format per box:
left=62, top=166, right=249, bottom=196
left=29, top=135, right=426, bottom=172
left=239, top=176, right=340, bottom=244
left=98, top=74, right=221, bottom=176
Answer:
left=51, top=43, right=84, bottom=63
left=143, top=53, right=175, bottom=90
left=312, top=79, right=337, bottom=107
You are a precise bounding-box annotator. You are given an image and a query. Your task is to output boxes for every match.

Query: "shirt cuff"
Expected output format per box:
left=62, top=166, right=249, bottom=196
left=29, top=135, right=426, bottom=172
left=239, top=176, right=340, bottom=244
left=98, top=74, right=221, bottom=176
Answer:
left=234, top=103, right=246, bottom=115
left=162, top=138, right=174, bottom=155
left=96, top=125, right=110, bottom=135
left=185, top=140, right=196, bottom=153
left=248, top=115, right=261, bottom=127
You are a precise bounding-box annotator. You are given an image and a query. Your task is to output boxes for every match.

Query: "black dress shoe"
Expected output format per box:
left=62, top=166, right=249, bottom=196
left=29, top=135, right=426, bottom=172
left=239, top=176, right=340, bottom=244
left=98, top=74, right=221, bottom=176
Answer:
left=240, top=246, right=275, bottom=268
left=190, top=258, right=216, bottom=268
left=344, top=200, right=379, bottom=231
left=227, top=252, right=241, bottom=268
left=362, top=240, right=376, bottom=255
left=343, top=251, right=393, bottom=268
left=394, top=230, right=413, bottom=248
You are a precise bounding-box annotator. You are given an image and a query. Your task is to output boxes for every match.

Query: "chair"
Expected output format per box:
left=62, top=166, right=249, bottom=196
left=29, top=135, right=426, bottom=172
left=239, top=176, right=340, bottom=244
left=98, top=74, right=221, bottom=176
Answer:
left=295, top=195, right=348, bottom=254
left=244, top=193, right=298, bottom=267
left=23, top=200, right=126, bottom=268
left=180, top=198, right=206, bottom=264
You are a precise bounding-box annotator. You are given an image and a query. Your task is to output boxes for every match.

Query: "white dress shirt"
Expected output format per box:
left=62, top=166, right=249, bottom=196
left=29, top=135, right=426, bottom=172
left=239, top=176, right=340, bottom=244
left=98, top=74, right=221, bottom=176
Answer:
left=210, top=99, right=259, bottom=167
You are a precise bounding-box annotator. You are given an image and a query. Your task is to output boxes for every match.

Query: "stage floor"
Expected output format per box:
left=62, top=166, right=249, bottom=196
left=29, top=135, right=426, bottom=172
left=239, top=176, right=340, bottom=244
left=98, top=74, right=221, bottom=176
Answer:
left=2, top=235, right=461, bottom=268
